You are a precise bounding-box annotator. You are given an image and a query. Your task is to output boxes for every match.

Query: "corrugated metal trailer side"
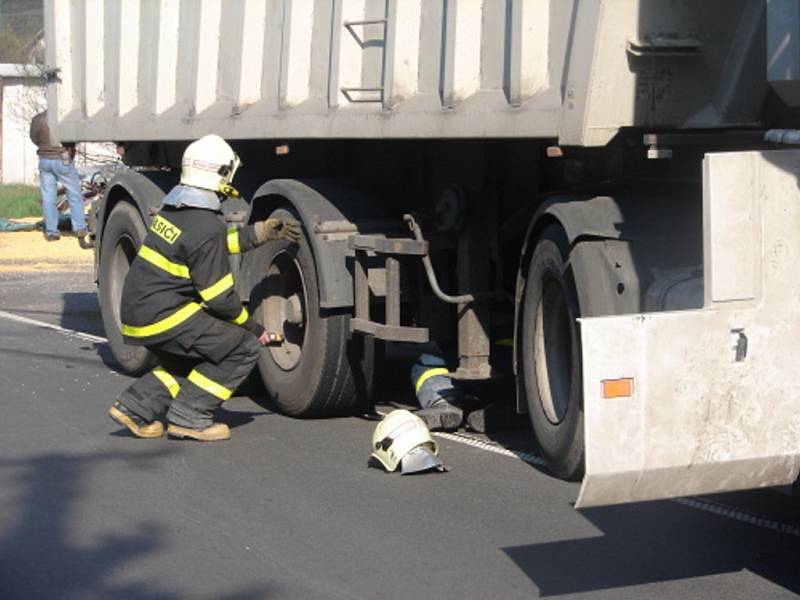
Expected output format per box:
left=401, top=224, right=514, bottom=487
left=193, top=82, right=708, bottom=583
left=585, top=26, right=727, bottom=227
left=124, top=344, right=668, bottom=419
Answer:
left=45, top=0, right=765, bottom=145
left=45, top=0, right=565, bottom=142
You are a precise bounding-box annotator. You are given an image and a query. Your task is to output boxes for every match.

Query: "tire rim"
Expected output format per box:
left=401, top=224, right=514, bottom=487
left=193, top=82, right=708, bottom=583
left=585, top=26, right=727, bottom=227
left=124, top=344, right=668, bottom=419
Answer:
left=261, top=251, right=308, bottom=371
left=533, top=277, right=572, bottom=424
left=109, top=235, right=137, bottom=331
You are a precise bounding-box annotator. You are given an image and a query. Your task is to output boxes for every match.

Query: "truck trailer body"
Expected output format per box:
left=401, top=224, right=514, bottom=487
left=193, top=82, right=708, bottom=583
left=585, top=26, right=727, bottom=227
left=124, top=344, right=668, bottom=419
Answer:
left=44, top=0, right=800, bottom=506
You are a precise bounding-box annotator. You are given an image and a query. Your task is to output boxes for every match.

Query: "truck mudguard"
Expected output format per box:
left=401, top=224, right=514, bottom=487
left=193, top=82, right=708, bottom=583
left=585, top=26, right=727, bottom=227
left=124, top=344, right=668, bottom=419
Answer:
left=96, top=170, right=171, bottom=260
left=518, top=189, right=702, bottom=320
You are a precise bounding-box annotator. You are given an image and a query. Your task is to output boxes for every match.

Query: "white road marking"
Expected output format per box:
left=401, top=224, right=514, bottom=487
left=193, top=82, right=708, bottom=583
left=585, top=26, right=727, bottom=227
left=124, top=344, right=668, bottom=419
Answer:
left=674, top=496, right=800, bottom=538
left=435, top=429, right=800, bottom=537
left=434, top=431, right=547, bottom=467
left=0, top=309, right=107, bottom=344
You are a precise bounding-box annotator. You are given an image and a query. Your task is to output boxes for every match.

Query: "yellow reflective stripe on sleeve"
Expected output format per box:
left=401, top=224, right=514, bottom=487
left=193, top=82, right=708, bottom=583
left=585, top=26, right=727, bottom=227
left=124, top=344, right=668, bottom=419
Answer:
left=121, top=302, right=203, bottom=338
left=199, top=273, right=234, bottom=301
left=152, top=367, right=180, bottom=398
left=187, top=369, right=232, bottom=401
left=415, top=367, right=450, bottom=394
left=227, top=228, right=241, bottom=254
left=138, top=245, right=190, bottom=279
left=232, top=307, right=248, bottom=325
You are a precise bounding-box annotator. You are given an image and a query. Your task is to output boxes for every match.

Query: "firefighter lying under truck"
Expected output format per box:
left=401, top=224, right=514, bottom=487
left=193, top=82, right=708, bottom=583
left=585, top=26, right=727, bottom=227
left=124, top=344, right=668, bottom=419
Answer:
left=108, top=134, right=301, bottom=441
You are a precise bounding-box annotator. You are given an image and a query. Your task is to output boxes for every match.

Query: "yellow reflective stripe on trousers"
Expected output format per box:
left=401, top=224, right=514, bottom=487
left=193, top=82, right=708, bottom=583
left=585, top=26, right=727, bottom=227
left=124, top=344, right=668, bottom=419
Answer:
left=121, top=302, right=203, bottom=338
left=187, top=369, right=232, bottom=401
left=138, top=245, right=190, bottom=279
left=152, top=367, right=180, bottom=398
left=227, top=228, right=241, bottom=254
left=199, top=273, right=234, bottom=301
left=415, top=368, right=450, bottom=394
left=232, top=307, right=248, bottom=325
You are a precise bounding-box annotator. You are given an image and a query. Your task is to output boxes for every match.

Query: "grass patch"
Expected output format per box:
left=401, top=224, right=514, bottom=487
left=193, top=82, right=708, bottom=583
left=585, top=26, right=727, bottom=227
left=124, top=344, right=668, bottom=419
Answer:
left=0, top=184, right=41, bottom=219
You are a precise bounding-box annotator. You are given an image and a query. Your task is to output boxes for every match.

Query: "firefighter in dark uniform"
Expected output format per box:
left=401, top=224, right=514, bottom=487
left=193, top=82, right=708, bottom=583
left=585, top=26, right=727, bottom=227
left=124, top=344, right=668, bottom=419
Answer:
left=108, top=134, right=301, bottom=441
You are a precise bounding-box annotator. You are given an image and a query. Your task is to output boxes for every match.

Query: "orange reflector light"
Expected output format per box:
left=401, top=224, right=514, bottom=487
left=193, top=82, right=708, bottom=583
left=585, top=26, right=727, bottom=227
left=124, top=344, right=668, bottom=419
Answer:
left=546, top=146, right=564, bottom=158
left=602, top=378, right=633, bottom=399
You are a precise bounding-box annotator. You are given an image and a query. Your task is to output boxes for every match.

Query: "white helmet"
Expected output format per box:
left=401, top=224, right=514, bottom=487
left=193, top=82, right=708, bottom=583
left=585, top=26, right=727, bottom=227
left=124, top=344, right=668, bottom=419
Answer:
left=180, top=134, right=242, bottom=198
left=371, top=409, right=445, bottom=474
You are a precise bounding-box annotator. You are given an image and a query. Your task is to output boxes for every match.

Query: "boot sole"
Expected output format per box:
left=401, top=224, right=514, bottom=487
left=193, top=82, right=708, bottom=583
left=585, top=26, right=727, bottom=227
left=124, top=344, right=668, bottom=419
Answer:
left=108, top=406, right=164, bottom=439
left=416, top=408, right=463, bottom=432
left=167, top=424, right=230, bottom=442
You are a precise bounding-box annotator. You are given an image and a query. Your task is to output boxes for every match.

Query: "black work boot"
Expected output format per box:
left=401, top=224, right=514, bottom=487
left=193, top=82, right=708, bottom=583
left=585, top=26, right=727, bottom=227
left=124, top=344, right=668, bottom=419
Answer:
left=108, top=401, right=164, bottom=439
left=416, top=399, right=463, bottom=432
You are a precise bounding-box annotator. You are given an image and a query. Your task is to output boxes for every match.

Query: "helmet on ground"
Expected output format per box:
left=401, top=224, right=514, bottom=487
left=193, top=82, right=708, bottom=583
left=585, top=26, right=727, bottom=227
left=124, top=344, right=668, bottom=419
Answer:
left=180, top=134, right=242, bottom=198
left=370, top=409, right=445, bottom=474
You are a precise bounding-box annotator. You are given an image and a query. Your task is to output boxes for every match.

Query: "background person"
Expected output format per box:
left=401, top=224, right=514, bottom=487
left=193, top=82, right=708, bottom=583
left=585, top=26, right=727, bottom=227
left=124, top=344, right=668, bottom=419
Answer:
left=28, top=110, right=87, bottom=243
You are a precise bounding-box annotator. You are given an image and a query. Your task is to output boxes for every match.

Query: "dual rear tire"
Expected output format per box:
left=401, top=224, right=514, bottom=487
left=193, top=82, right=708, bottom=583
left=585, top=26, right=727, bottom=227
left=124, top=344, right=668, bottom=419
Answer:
left=248, top=208, right=379, bottom=417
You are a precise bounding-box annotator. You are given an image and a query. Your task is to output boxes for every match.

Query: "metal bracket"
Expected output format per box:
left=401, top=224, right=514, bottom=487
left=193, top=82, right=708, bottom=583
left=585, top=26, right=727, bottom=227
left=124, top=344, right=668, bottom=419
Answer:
left=350, top=232, right=429, bottom=343
left=643, top=131, right=767, bottom=160
left=626, top=37, right=702, bottom=57
left=340, top=18, right=388, bottom=104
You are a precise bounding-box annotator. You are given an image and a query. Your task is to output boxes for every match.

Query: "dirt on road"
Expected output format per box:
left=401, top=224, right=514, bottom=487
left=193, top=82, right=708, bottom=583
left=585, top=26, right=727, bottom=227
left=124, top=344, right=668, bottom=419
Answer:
left=0, top=219, right=93, bottom=273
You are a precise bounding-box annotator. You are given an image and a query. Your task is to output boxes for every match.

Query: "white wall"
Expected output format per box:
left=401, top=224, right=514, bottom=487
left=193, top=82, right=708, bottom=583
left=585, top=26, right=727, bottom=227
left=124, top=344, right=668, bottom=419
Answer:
left=1, top=78, right=43, bottom=185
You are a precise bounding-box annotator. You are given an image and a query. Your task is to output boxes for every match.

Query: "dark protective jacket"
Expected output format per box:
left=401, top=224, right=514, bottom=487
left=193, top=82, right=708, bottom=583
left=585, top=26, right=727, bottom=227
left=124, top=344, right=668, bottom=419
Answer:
left=29, top=111, right=74, bottom=160
left=120, top=204, right=265, bottom=346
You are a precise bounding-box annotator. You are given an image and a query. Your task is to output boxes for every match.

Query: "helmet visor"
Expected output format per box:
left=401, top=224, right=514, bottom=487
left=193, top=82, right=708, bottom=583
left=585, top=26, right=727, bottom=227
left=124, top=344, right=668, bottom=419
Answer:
left=400, top=445, right=446, bottom=474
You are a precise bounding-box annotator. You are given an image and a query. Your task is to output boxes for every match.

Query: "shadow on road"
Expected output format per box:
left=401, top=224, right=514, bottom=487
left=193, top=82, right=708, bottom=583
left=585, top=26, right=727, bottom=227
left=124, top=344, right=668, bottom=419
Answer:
left=60, top=292, right=105, bottom=338
left=502, top=501, right=800, bottom=597
left=0, top=448, right=274, bottom=599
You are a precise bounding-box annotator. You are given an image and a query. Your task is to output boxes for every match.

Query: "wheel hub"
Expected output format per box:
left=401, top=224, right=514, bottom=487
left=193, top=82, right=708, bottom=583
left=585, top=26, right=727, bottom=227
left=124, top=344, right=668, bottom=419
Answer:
left=260, top=252, right=308, bottom=371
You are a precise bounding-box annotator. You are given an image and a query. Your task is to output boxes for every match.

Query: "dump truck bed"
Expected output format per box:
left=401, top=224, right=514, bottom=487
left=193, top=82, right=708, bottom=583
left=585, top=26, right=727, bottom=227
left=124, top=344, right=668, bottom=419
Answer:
left=46, top=0, right=765, bottom=146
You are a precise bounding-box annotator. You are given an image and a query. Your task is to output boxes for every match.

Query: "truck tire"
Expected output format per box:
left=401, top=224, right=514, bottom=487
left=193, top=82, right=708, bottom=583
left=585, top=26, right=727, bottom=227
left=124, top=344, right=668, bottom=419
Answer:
left=520, top=224, right=584, bottom=480
left=98, top=201, right=156, bottom=375
left=249, top=208, right=378, bottom=417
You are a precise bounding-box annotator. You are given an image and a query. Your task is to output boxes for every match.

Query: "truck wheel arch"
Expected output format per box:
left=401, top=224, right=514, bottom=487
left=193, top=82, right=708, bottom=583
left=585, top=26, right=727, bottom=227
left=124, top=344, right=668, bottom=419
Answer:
left=95, top=170, right=168, bottom=262
left=515, top=196, right=630, bottom=358
left=514, top=189, right=702, bottom=390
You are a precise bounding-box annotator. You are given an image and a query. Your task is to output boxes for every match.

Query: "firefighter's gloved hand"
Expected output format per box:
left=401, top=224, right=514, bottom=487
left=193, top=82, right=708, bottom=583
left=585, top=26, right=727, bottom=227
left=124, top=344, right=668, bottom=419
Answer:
left=258, top=331, right=284, bottom=346
left=254, top=218, right=302, bottom=244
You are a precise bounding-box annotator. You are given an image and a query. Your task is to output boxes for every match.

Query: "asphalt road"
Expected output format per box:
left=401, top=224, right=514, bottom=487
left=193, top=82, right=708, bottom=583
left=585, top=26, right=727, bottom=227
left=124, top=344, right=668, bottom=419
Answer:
left=0, top=269, right=798, bottom=600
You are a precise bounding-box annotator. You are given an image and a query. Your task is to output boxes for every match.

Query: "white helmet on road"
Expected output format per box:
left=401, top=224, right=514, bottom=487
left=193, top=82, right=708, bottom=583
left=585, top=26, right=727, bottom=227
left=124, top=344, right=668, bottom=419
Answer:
left=180, top=134, right=242, bottom=198
left=371, top=409, right=445, bottom=474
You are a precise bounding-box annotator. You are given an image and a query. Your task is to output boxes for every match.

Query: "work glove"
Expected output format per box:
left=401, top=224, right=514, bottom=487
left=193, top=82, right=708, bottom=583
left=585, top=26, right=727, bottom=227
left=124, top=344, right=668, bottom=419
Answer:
left=254, top=218, right=302, bottom=244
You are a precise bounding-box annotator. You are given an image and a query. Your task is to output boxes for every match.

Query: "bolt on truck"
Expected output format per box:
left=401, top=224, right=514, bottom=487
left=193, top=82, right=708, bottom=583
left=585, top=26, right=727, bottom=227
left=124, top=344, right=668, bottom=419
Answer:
left=44, top=0, right=800, bottom=506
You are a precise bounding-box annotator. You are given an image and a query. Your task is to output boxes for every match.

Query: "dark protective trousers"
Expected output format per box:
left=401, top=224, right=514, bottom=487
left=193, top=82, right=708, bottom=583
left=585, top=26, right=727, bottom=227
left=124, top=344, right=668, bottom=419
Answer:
left=119, top=312, right=261, bottom=429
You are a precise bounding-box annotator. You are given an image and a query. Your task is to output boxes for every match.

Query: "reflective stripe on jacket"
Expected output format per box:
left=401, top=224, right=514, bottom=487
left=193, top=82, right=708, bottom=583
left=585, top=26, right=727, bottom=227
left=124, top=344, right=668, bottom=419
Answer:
left=120, top=200, right=263, bottom=345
